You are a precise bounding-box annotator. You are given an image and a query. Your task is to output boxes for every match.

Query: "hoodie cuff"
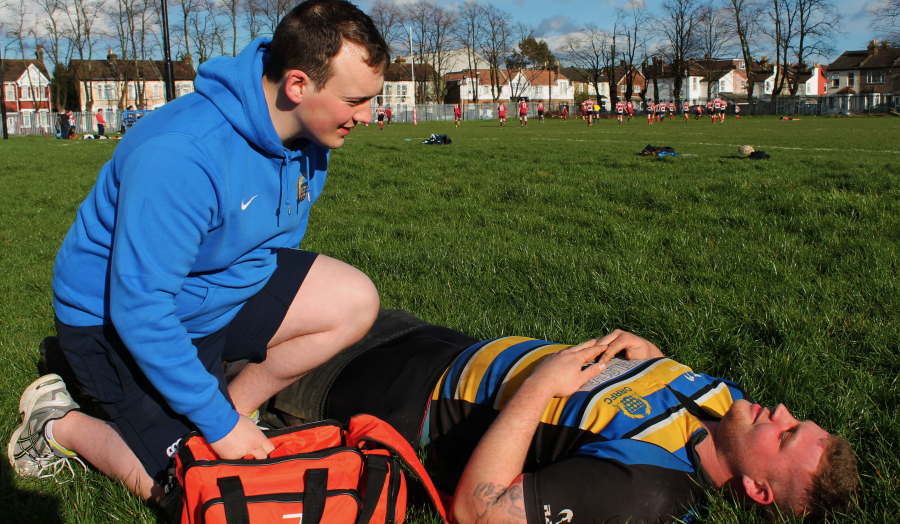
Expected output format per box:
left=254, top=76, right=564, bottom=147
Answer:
left=190, top=392, right=241, bottom=444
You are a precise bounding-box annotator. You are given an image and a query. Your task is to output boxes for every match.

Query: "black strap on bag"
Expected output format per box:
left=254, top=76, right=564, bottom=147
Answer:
left=218, top=477, right=251, bottom=524
left=356, top=455, right=390, bottom=524
left=217, top=469, right=329, bottom=524
left=303, top=469, right=329, bottom=524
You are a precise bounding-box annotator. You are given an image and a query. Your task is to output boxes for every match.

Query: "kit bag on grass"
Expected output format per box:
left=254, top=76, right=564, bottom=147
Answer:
left=165, top=414, right=449, bottom=524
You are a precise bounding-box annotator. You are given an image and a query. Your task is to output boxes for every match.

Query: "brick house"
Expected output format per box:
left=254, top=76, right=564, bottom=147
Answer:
left=2, top=58, right=52, bottom=124
left=444, top=68, right=573, bottom=109
left=69, top=50, right=195, bottom=111
left=826, top=41, right=900, bottom=111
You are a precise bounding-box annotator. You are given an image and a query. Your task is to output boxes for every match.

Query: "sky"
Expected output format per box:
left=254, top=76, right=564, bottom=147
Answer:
left=360, top=0, right=884, bottom=65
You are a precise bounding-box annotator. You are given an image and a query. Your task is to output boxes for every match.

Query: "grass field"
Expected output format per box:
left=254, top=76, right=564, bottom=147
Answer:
left=1, top=115, right=898, bottom=523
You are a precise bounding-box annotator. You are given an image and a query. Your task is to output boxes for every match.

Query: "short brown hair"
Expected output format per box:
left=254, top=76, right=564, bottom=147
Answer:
left=805, top=435, right=859, bottom=518
left=265, top=0, right=391, bottom=89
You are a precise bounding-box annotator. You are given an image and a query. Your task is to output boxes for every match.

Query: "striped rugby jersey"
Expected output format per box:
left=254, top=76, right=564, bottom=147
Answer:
left=428, top=336, right=750, bottom=524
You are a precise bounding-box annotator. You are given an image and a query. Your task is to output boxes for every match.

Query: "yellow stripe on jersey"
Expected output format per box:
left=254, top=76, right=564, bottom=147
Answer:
left=632, top=409, right=705, bottom=453
left=432, top=365, right=452, bottom=401
left=493, top=344, right=570, bottom=410
left=579, top=359, right=695, bottom=433
left=454, top=337, right=534, bottom=403
left=695, top=381, right=734, bottom=418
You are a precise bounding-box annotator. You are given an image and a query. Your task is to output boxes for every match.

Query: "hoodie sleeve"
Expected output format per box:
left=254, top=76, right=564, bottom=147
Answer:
left=109, top=135, right=239, bottom=443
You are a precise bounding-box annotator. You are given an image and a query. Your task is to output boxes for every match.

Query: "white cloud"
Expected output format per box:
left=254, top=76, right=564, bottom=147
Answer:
left=535, top=15, right=581, bottom=36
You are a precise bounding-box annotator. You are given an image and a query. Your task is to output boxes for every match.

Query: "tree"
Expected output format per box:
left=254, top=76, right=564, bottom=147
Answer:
left=659, top=0, right=700, bottom=102
left=870, top=0, right=900, bottom=45
left=5, top=0, right=32, bottom=59
left=696, top=3, right=736, bottom=99
left=243, top=0, right=265, bottom=41
left=478, top=4, right=512, bottom=102
left=505, top=23, right=535, bottom=100
left=221, top=0, right=243, bottom=56
left=454, top=0, right=486, bottom=104
left=787, top=0, right=839, bottom=95
left=369, top=0, right=406, bottom=56
left=561, top=24, right=609, bottom=104
left=406, top=1, right=457, bottom=102
left=724, top=0, right=764, bottom=102
left=68, top=0, right=103, bottom=111
left=34, top=0, right=72, bottom=111
left=763, top=0, right=795, bottom=95
left=619, top=5, right=648, bottom=102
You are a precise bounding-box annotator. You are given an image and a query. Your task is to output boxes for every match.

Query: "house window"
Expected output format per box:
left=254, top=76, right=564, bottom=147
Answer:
left=105, top=84, right=115, bottom=100
left=620, top=84, right=626, bottom=94
left=384, top=83, right=392, bottom=96
left=848, top=72, right=854, bottom=85
left=766, top=81, right=771, bottom=91
left=153, top=84, right=160, bottom=99
left=560, top=83, right=567, bottom=95
left=831, top=73, right=839, bottom=88
left=739, top=61, right=745, bottom=70
left=866, top=71, right=885, bottom=83
left=5, top=85, right=15, bottom=100
left=692, top=77, right=698, bottom=89
left=482, top=86, right=489, bottom=95
left=22, top=111, right=31, bottom=126
left=399, top=84, right=408, bottom=96
left=741, top=81, right=747, bottom=91
left=128, top=84, right=135, bottom=100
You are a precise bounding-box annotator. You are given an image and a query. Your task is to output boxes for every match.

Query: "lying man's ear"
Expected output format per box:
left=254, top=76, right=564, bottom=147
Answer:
left=742, top=475, right=775, bottom=506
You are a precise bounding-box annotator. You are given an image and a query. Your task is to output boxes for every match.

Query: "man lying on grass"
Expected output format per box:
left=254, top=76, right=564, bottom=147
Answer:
left=261, top=310, right=859, bottom=523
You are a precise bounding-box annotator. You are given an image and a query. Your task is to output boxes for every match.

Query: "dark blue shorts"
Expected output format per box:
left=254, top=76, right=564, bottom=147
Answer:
left=54, top=248, right=318, bottom=482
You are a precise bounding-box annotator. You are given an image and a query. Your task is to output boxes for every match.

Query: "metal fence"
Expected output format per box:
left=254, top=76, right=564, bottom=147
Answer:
left=370, top=101, right=572, bottom=124
left=2, top=110, right=143, bottom=137
left=612, top=94, right=900, bottom=117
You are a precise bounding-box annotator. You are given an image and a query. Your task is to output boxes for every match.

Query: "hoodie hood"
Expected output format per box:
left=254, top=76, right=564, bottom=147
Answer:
left=194, top=37, right=286, bottom=157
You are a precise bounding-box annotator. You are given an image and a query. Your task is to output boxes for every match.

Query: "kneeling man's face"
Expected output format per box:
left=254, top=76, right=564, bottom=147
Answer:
left=717, top=399, right=829, bottom=507
left=295, top=43, right=384, bottom=149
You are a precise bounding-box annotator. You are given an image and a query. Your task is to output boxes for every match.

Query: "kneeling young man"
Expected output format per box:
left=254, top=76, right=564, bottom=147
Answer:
left=265, top=310, right=859, bottom=524
left=9, top=0, right=388, bottom=503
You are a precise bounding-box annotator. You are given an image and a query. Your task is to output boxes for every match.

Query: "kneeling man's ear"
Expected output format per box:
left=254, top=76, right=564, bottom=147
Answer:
left=284, top=70, right=312, bottom=104
left=743, top=475, right=774, bottom=505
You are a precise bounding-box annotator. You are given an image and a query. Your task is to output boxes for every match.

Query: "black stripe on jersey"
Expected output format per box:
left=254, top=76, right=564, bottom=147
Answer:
left=571, top=357, right=663, bottom=429
left=487, top=341, right=557, bottom=408
left=442, top=338, right=495, bottom=396
left=621, top=403, right=688, bottom=439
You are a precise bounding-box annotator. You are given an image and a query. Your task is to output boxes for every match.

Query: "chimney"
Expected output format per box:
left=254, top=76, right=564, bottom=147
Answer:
left=394, top=55, right=407, bottom=64
left=813, top=62, right=821, bottom=69
left=760, top=56, right=769, bottom=69
left=620, top=60, right=626, bottom=67
left=35, top=45, right=43, bottom=62
left=107, top=49, right=118, bottom=62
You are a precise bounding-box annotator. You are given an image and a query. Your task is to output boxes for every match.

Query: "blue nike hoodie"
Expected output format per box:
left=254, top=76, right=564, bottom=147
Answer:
left=52, top=37, right=329, bottom=443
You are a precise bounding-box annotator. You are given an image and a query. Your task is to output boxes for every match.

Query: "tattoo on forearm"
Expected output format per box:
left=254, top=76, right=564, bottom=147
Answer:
left=472, top=482, right=527, bottom=523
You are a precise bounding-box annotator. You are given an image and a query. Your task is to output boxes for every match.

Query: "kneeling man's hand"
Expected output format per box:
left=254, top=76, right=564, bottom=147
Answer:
left=210, top=415, right=275, bottom=460
left=594, top=329, right=664, bottom=364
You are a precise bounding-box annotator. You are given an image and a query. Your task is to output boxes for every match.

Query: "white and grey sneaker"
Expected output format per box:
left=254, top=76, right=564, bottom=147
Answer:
left=7, top=374, right=86, bottom=481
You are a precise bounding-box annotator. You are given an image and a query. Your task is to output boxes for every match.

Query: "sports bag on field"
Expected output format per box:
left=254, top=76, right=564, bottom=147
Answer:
left=162, top=414, right=449, bottom=524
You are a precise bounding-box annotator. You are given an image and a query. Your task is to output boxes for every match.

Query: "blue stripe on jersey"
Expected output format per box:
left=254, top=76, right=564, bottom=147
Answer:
left=576, top=440, right=695, bottom=472
left=476, top=339, right=551, bottom=405
left=439, top=338, right=494, bottom=400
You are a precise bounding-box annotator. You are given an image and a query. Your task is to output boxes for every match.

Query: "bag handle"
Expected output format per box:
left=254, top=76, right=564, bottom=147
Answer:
left=347, top=414, right=450, bottom=524
left=356, top=455, right=390, bottom=524
left=216, top=469, right=329, bottom=524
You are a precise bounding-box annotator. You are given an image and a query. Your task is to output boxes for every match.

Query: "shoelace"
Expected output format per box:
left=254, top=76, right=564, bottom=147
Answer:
left=35, top=454, right=87, bottom=483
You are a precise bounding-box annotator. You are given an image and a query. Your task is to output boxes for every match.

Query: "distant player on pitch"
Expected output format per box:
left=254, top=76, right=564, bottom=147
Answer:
left=376, top=102, right=386, bottom=130
left=537, top=100, right=545, bottom=123
left=682, top=99, right=690, bottom=122
left=498, top=102, right=507, bottom=127
left=668, top=101, right=675, bottom=121
left=615, top=99, right=625, bottom=124
left=734, top=103, right=741, bottom=120
left=626, top=100, right=634, bottom=122
left=454, top=103, right=461, bottom=127
left=647, top=100, right=654, bottom=125
left=518, top=99, right=529, bottom=127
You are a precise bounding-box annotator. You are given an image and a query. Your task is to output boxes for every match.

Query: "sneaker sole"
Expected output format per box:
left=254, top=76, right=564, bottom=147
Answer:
left=18, top=374, right=65, bottom=420
left=7, top=423, right=30, bottom=474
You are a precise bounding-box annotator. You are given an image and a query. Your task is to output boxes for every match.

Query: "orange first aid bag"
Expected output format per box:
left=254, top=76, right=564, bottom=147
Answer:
left=163, top=414, right=448, bottom=524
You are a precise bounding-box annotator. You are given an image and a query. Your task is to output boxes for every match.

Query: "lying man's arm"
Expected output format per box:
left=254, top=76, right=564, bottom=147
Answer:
left=451, top=332, right=663, bottom=524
